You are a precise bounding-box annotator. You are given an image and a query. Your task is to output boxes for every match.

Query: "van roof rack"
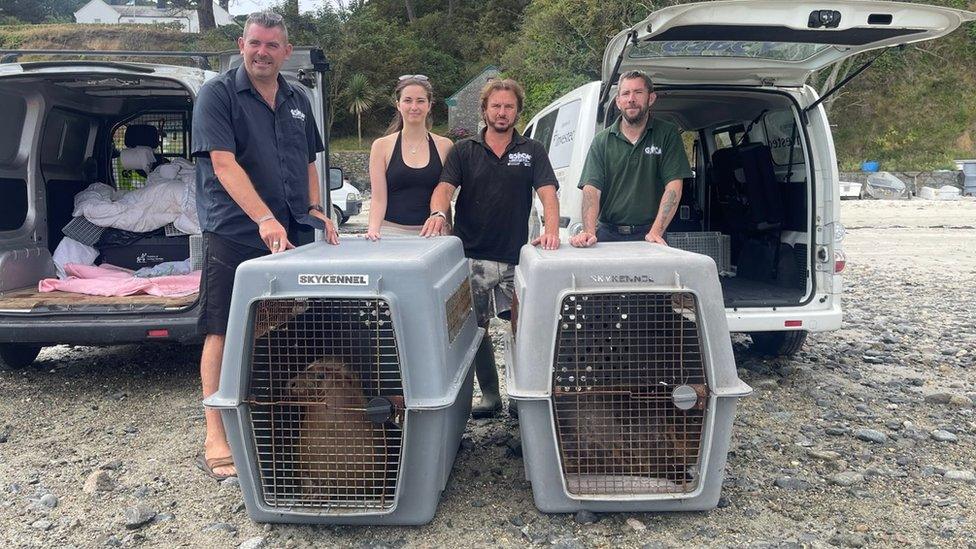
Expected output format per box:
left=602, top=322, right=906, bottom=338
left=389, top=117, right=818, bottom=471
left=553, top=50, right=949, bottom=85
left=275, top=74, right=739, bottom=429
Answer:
left=0, top=49, right=223, bottom=70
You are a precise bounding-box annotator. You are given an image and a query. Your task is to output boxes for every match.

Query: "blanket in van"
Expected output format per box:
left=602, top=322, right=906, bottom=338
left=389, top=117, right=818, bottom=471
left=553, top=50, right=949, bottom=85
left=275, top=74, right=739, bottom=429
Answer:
left=73, top=158, right=200, bottom=234
left=39, top=263, right=200, bottom=298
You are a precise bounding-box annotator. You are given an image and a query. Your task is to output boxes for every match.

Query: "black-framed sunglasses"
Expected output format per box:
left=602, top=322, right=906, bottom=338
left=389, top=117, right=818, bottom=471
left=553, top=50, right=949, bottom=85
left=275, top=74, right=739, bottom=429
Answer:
left=398, top=74, right=429, bottom=82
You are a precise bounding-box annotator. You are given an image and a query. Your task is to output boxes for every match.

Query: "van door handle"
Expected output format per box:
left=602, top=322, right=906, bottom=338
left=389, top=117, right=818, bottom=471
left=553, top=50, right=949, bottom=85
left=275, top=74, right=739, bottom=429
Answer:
left=559, top=216, right=570, bottom=228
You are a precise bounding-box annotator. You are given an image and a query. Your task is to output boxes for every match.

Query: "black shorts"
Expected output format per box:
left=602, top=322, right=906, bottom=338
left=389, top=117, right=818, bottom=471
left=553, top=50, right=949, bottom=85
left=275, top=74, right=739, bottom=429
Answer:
left=198, top=232, right=268, bottom=336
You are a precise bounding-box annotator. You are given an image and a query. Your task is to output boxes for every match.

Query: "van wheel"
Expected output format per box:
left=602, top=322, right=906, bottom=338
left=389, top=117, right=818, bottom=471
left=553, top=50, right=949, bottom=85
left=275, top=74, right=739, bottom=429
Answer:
left=0, top=343, right=42, bottom=370
left=749, top=331, right=807, bottom=358
left=333, top=206, right=346, bottom=226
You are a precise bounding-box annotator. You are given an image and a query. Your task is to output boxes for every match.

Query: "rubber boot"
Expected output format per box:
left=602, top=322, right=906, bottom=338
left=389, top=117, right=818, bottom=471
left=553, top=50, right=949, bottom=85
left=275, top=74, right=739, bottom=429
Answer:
left=471, top=335, right=502, bottom=419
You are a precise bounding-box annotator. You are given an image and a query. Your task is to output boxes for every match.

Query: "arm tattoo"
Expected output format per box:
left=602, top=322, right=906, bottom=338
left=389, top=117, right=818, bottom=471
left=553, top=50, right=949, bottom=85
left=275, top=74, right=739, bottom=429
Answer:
left=582, top=187, right=599, bottom=233
left=653, top=188, right=679, bottom=232
left=660, top=189, right=678, bottom=219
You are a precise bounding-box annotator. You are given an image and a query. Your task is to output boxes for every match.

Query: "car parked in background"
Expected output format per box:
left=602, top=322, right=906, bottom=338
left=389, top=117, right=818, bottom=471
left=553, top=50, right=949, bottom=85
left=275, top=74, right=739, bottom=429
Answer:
left=330, top=176, right=362, bottom=225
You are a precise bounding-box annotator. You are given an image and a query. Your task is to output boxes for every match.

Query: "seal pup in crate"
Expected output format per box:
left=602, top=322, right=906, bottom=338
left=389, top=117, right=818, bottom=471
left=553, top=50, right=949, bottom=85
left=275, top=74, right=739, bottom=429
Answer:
left=286, top=357, right=383, bottom=500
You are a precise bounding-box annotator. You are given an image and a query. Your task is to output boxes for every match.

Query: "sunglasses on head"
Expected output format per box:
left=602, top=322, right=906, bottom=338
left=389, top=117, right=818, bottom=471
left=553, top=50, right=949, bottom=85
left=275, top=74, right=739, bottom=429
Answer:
left=398, top=74, right=429, bottom=82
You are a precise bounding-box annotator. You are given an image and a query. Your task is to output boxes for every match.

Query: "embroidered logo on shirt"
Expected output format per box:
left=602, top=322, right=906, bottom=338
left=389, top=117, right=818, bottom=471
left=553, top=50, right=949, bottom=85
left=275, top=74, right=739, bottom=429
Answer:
left=644, top=145, right=662, bottom=155
left=508, top=152, right=532, bottom=167
left=290, top=108, right=306, bottom=122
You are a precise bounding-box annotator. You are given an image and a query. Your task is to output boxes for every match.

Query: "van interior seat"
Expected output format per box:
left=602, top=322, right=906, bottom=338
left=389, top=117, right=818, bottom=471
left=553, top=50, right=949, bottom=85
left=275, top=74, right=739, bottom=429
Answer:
left=710, top=144, right=783, bottom=232
left=120, top=124, right=166, bottom=176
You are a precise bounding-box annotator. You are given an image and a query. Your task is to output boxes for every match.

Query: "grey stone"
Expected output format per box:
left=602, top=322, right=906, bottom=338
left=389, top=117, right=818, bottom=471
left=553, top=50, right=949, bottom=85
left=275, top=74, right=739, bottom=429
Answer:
left=39, top=493, right=58, bottom=509
left=470, top=499, right=485, bottom=508
left=717, top=496, right=731, bottom=508
left=239, top=537, right=267, bottom=549
left=774, top=476, right=809, bottom=490
left=203, top=522, right=238, bottom=534
left=949, top=395, right=973, bottom=408
left=925, top=393, right=953, bottom=404
left=829, top=533, right=867, bottom=547
left=221, top=476, right=240, bottom=488
left=826, top=426, right=850, bottom=436
left=99, top=460, right=122, bottom=471
left=944, top=470, right=976, bottom=483
left=31, top=518, right=53, bottom=531
left=573, top=510, right=598, bottom=524
left=123, top=504, right=156, bottom=529
left=626, top=517, right=647, bottom=531
left=854, top=428, right=888, bottom=444
left=830, top=472, right=865, bottom=486
left=931, top=430, right=958, bottom=443
left=83, top=470, right=115, bottom=493
left=808, top=449, right=842, bottom=461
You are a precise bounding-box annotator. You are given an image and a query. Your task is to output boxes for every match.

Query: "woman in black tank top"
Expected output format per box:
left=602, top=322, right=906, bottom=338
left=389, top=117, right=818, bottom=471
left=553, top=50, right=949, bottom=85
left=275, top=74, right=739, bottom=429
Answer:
left=367, top=76, right=452, bottom=239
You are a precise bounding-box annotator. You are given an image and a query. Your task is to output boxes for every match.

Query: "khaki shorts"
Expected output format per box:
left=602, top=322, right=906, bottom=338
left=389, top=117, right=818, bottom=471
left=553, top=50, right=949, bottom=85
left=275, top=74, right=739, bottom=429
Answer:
left=381, top=220, right=423, bottom=236
left=469, top=259, right=515, bottom=327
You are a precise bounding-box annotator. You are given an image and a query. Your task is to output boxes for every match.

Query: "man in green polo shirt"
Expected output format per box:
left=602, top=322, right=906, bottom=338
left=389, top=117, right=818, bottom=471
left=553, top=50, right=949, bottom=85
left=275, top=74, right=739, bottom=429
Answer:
left=569, top=70, right=692, bottom=247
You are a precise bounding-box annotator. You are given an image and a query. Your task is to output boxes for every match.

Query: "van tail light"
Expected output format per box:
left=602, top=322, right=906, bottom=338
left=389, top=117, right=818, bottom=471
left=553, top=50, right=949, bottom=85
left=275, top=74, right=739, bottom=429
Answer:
left=834, top=250, right=846, bottom=273
left=147, top=329, right=169, bottom=338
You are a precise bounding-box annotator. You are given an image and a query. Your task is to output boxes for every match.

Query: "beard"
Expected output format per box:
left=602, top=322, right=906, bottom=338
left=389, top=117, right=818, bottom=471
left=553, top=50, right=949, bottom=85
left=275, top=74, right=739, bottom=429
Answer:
left=621, top=103, right=649, bottom=125
left=484, top=114, right=516, bottom=133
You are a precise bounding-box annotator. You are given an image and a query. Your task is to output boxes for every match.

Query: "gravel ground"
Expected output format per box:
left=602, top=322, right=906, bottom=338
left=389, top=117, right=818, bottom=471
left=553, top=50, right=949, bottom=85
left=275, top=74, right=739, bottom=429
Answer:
left=1, top=198, right=975, bottom=548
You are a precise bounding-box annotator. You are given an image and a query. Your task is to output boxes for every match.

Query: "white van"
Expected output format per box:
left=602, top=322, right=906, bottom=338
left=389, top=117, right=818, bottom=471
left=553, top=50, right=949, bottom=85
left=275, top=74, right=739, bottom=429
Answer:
left=0, top=49, right=341, bottom=369
left=524, top=0, right=974, bottom=356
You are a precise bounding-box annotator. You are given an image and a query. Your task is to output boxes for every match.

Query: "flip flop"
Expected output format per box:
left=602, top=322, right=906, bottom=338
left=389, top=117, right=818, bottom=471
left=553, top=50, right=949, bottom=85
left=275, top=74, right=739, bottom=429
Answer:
left=195, top=452, right=237, bottom=481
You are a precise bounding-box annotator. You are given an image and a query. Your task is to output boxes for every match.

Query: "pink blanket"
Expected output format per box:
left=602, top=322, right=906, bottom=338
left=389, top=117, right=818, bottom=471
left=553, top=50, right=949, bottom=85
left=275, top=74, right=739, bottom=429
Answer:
left=39, top=263, right=200, bottom=297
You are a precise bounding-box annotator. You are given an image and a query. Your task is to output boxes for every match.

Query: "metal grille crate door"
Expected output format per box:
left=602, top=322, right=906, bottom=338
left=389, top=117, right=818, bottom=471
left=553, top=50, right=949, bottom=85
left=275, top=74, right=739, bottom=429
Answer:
left=506, top=242, right=751, bottom=512
left=205, top=237, right=483, bottom=524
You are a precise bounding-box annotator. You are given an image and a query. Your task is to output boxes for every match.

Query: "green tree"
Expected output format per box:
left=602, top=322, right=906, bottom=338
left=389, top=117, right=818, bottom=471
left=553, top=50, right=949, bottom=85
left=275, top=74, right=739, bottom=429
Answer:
left=345, top=73, right=377, bottom=147
left=0, top=0, right=86, bottom=23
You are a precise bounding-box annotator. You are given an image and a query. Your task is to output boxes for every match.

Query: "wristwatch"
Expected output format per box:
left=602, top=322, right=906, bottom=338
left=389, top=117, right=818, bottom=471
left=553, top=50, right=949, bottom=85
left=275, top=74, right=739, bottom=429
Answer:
left=308, top=204, right=325, bottom=214
left=430, top=211, right=447, bottom=220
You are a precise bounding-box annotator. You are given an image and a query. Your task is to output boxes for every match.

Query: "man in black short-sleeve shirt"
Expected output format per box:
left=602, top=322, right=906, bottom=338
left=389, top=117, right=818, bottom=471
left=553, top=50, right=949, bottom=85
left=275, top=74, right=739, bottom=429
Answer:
left=191, top=11, right=338, bottom=481
left=422, top=78, right=560, bottom=418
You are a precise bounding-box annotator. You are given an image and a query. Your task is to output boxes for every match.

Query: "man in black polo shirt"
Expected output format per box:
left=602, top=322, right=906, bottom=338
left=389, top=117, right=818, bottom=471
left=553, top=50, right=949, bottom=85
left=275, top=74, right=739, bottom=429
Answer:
left=570, top=70, right=692, bottom=248
left=421, top=78, right=560, bottom=418
left=192, top=11, right=339, bottom=480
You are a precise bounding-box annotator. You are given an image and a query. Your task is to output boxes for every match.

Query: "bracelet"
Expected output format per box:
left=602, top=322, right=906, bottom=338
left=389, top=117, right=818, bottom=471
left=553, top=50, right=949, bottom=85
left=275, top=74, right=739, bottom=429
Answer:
left=308, top=204, right=325, bottom=214
left=255, top=214, right=275, bottom=224
left=430, top=211, right=447, bottom=220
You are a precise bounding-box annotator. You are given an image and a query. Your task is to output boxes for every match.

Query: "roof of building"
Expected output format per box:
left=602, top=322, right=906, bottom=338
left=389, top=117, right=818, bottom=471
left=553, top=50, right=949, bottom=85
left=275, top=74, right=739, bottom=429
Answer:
left=446, top=65, right=500, bottom=103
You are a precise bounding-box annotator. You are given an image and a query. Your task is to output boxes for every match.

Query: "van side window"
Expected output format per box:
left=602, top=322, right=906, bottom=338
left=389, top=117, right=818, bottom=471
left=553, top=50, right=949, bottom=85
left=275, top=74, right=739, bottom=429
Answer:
left=534, top=99, right=581, bottom=170
left=762, top=110, right=803, bottom=166
left=524, top=124, right=535, bottom=139
left=534, top=110, right=559, bottom=154
left=712, top=124, right=746, bottom=150
left=112, top=112, right=189, bottom=190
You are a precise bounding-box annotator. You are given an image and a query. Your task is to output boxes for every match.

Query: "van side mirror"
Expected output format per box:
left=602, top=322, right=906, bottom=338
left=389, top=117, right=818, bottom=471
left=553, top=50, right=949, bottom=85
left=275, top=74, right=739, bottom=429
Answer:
left=328, top=167, right=344, bottom=191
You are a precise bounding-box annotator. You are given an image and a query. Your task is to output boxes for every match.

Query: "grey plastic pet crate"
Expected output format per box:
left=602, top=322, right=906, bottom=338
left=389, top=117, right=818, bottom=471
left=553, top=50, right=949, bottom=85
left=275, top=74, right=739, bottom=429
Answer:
left=506, top=242, right=751, bottom=513
left=205, top=237, right=483, bottom=525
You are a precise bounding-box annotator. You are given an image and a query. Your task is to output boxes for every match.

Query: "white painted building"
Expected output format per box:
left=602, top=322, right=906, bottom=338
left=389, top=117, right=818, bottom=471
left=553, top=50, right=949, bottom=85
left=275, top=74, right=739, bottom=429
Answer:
left=74, top=1, right=235, bottom=33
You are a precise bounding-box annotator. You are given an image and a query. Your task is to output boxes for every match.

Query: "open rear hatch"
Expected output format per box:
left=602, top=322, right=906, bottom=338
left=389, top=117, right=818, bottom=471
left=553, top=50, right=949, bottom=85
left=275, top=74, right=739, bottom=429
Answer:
left=603, top=0, right=975, bottom=86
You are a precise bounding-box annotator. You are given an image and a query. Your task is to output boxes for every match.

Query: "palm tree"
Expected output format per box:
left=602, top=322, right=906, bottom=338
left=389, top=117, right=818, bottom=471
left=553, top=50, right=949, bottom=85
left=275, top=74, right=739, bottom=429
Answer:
left=345, top=74, right=375, bottom=148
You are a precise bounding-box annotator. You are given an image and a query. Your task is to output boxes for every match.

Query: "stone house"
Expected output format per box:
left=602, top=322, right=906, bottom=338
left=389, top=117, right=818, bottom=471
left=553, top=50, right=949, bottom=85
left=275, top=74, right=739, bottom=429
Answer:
left=445, top=66, right=499, bottom=137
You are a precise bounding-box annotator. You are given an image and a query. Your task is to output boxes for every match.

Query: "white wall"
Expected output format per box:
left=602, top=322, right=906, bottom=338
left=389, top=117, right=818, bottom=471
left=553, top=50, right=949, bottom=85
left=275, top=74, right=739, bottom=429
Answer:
left=73, top=0, right=118, bottom=25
